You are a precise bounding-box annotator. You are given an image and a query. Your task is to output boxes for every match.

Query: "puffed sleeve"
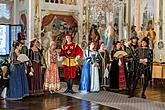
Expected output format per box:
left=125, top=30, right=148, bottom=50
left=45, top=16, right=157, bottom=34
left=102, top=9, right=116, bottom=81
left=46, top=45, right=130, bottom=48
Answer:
left=75, top=44, right=83, bottom=58
left=59, top=45, right=65, bottom=57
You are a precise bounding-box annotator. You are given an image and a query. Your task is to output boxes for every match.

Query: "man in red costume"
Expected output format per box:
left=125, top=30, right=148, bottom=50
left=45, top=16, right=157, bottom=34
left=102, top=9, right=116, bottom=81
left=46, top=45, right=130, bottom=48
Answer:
left=60, top=34, right=83, bottom=93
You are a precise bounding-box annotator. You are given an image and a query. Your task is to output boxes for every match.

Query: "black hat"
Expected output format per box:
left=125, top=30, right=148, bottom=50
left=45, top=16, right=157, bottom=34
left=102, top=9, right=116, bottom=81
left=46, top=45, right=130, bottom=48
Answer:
left=130, top=36, right=139, bottom=40
left=131, top=25, right=136, bottom=30
left=17, top=32, right=26, bottom=40
left=142, top=37, right=149, bottom=46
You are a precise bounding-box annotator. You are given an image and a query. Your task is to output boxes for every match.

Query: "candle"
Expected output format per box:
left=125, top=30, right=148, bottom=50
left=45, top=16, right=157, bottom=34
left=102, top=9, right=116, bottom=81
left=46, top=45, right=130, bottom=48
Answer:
left=160, top=54, right=162, bottom=63
left=160, top=54, right=162, bottom=59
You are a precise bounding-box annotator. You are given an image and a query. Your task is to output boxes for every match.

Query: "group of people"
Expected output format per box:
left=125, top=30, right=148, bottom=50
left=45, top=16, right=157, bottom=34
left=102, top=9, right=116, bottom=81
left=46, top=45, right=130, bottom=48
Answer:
left=0, top=32, right=63, bottom=100
left=79, top=21, right=154, bottom=99
left=0, top=20, right=155, bottom=100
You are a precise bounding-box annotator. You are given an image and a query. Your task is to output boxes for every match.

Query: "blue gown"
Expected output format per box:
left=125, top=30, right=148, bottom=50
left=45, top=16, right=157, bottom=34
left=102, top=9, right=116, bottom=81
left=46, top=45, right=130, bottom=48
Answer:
left=6, top=52, right=29, bottom=100
left=79, top=50, right=91, bottom=93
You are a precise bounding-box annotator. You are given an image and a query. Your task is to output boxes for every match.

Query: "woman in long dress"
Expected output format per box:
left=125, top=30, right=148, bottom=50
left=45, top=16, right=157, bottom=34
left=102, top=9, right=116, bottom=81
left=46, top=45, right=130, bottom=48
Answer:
left=90, top=42, right=100, bottom=92
left=109, top=41, right=127, bottom=91
left=98, top=41, right=110, bottom=90
left=44, top=41, right=60, bottom=94
left=6, top=41, right=29, bottom=100
left=28, top=39, right=43, bottom=95
left=79, top=42, right=100, bottom=93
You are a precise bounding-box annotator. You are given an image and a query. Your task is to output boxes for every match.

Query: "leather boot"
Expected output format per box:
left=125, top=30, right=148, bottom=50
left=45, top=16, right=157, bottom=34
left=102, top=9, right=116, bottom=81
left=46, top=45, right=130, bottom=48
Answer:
left=69, top=79, right=75, bottom=94
left=64, top=80, right=69, bottom=93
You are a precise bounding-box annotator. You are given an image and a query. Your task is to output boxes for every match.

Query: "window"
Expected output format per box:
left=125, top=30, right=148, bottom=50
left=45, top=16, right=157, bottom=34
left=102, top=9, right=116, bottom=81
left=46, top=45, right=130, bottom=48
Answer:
left=0, top=3, right=10, bottom=20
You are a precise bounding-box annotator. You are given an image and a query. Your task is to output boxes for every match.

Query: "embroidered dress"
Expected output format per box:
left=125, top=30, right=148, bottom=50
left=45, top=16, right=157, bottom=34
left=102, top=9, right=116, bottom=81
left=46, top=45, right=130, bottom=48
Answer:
left=98, top=50, right=110, bottom=88
left=109, top=50, right=127, bottom=91
left=44, top=49, right=60, bottom=91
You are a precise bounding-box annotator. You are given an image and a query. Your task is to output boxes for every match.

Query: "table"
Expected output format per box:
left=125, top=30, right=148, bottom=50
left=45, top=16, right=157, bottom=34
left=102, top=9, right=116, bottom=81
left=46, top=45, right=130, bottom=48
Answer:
left=152, top=63, right=165, bottom=79
left=152, top=63, right=165, bottom=87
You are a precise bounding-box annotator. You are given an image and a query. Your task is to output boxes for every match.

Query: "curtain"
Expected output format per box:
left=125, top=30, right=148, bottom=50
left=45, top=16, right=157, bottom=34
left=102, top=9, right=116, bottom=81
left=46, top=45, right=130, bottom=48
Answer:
left=41, top=14, right=55, bottom=30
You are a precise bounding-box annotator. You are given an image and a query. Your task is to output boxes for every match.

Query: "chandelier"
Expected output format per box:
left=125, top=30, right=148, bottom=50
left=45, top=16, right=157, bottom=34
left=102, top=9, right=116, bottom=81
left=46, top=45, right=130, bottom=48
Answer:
left=89, top=0, right=124, bottom=24
left=91, top=0, right=123, bottom=13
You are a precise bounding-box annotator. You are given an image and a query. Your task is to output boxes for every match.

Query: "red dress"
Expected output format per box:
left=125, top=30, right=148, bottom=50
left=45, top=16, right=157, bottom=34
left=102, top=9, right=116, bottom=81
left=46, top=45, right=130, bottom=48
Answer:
left=60, top=43, right=83, bottom=79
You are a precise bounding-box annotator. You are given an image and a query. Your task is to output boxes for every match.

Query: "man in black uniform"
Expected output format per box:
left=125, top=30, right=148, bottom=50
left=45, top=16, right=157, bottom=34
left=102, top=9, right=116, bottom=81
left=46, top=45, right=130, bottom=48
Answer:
left=126, top=36, right=139, bottom=91
left=129, top=37, right=153, bottom=99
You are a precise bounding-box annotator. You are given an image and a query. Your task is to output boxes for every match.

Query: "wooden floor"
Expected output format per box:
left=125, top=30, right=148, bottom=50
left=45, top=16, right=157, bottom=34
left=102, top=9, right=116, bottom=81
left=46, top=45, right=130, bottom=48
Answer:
left=0, top=93, right=118, bottom=110
left=0, top=78, right=165, bottom=110
left=119, top=80, right=165, bottom=102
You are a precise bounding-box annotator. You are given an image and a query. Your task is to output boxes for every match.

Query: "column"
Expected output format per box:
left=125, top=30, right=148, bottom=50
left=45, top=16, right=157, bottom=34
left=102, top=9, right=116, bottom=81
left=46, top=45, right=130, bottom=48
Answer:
left=162, top=0, right=165, bottom=42
left=77, top=0, right=83, bottom=44
left=118, top=5, right=123, bottom=40
left=154, top=0, right=160, bottom=46
left=153, top=0, right=161, bottom=61
left=14, top=0, right=17, bottom=24
left=86, top=0, right=90, bottom=41
left=28, top=0, right=32, bottom=46
left=126, top=0, right=131, bottom=39
left=38, top=0, right=42, bottom=43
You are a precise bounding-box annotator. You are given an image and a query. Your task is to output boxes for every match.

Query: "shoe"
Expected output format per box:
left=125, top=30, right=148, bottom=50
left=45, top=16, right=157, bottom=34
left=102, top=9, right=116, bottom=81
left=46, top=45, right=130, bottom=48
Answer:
left=141, top=94, right=146, bottom=99
left=128, top=94, right=134, bottom=98
left=69, top=89, right=75, bottom=94
left=128, top=88, right=134, bottom=98
left=102, top=87, right=106, bottom=91
left=64, top=89, right=69, bottom=93
left=128, top=91, right=134, bottom=98
left=50, top=90, right=55, bottom=94
left=49, top=90, right=52, bottom=94
left=0, top=96, right=4, bottom=100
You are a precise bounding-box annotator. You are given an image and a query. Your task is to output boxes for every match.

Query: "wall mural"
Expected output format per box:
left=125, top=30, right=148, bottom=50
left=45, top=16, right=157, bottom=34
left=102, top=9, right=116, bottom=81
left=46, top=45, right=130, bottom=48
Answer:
left=41, top=14, right=78, bottom=49
left=41, top=14, right=78, bottom=65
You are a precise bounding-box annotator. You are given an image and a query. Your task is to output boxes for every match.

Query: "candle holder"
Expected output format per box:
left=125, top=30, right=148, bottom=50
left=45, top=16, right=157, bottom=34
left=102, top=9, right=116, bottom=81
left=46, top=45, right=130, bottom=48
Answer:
left=159, top=58, right=162, bottom=63
left=159, top=54, right=162, bottom=63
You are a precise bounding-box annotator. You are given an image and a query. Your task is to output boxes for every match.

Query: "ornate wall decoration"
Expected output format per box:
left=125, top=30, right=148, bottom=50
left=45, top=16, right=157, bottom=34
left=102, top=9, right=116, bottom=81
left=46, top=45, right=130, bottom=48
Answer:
left=158, top=41, right=164, bottom=49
